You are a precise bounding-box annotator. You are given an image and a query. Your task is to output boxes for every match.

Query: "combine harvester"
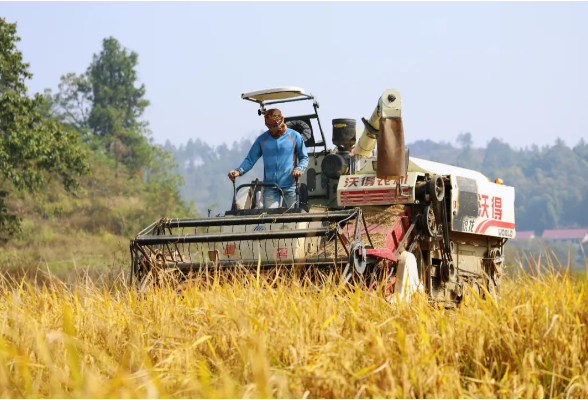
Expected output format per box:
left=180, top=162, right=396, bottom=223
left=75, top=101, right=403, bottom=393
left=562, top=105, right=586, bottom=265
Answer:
left=130, top=87, right=515, bottom=305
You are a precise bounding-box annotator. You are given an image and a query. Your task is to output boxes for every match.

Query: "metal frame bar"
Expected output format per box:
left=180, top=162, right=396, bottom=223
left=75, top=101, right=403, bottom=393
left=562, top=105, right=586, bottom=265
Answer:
left=134, top=228, right=331, bottom=245
left=284, top=113, right=319, bottom=121
left=312, top=102, right=327, bottom=150
left=244, top=93, right=327, bottom=151
left=156, top=210, right=357, bottom=229
left=137, top=219, right=161, bottom=236
left=158, top=258, right=348, bottom=269
left=393, top=218, right=417, bottom=258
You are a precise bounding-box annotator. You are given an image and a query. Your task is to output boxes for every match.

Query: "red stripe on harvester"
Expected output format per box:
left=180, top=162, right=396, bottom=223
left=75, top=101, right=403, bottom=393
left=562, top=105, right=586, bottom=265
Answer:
left=478, top=220, right=515, bottom=233
left=474, top=219, right=491, bottom=234
left=341, top=189, right=394, bottom=196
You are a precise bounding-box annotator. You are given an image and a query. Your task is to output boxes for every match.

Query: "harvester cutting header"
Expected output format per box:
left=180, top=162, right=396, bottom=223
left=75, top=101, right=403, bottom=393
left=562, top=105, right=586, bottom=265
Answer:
left=131, top=87, right=515, bottom=305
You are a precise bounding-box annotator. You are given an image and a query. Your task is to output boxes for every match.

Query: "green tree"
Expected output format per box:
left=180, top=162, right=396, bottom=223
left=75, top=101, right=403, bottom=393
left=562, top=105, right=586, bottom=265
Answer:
left=87, top=37, right=151, bottom=172
left=482, top=138, right=518, bottom=175
left=43, top=72, right=92, bottom=134
left=143, top=146, right=190, bottom=218
left=0, top=18, right=88, bottom=238
left=42, top=36, right=190, bottom=221
left=456, top=132, right=473, bottom=149
left=455, top=132, right=482, bottom=171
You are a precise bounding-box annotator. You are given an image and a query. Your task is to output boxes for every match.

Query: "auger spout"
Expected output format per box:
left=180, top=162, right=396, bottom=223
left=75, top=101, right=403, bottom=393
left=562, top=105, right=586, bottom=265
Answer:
left=352, top=88, right=406, bottom=179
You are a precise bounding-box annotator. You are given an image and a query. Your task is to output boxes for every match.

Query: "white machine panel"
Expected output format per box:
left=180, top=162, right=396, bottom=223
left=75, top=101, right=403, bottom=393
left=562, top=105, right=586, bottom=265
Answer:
left=337, top=173, right=418, bottom=206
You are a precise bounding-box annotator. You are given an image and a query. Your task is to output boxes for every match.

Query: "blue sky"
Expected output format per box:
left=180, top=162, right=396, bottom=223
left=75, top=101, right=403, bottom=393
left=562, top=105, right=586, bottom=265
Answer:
left=3, top=2, right=588, bottom=149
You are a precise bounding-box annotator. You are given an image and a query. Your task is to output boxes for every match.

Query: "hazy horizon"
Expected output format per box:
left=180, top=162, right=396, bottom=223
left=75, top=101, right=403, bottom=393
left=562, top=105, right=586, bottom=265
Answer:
left=3, top=2, right=587, bottom=150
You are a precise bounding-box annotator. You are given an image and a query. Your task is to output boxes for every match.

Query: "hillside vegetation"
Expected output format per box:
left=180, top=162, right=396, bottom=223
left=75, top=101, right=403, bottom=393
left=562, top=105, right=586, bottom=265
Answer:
left=2, top=153, right=188, bottom=278
left=0, top=20, right=189, bottom=278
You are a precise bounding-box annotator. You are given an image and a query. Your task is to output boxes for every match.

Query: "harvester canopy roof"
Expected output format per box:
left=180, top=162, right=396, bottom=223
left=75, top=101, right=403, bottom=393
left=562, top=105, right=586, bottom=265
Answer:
left=409, top=157, right=491, bottom=183
left=241, top=87, right=312, bottom=103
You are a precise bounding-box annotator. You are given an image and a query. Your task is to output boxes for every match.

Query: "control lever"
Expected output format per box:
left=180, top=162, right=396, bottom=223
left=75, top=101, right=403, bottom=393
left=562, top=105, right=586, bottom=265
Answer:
left=295, top=177, right=300, bottom=208
left=231, top=180, right=238, bottom=211
left=254, top=191, right=263, bottom=209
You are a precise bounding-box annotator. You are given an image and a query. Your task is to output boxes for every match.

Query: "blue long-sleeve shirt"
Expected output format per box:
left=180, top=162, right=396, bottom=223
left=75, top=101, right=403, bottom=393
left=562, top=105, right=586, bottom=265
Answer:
left=237, top=128, right=309, bottom=188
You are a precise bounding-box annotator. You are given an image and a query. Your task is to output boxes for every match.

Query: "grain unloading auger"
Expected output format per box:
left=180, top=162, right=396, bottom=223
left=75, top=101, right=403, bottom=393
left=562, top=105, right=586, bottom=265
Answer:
left=131, top=87, right=516, bottom=305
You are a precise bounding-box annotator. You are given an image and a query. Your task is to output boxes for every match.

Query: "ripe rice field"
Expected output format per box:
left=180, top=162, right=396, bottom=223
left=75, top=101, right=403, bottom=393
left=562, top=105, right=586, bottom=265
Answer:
left=0, top=256, right=587, bottom=398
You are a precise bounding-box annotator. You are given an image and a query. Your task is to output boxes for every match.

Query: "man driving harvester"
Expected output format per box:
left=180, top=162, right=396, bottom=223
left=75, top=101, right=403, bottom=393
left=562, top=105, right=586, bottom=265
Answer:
left=228, top=108, right=309, bottom=208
